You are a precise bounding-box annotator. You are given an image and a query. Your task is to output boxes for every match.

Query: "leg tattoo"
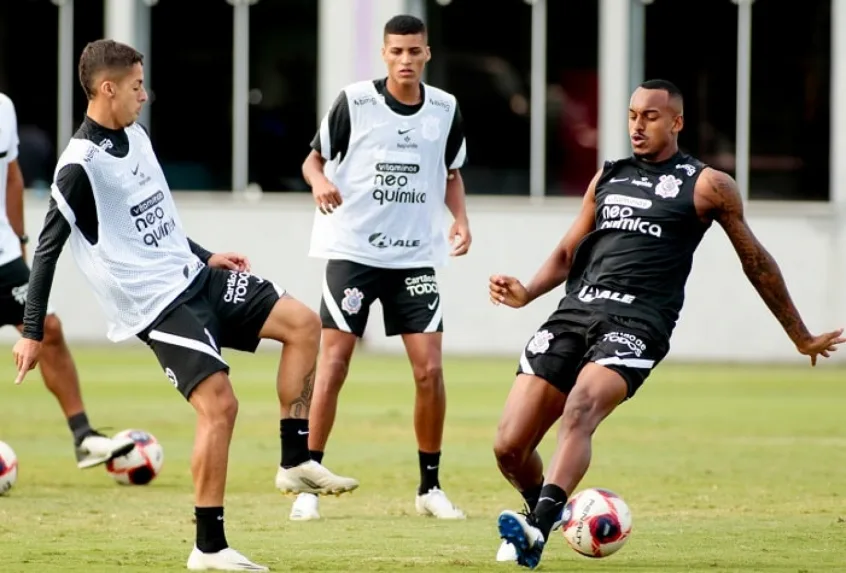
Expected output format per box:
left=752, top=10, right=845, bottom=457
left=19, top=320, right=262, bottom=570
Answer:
left=290, top=364, right=316, bottom=418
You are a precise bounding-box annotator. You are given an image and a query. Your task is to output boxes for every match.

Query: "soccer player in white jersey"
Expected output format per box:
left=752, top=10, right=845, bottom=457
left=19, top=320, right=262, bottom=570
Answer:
left=0, top=91, right=136, bottom=469
left=296, top=15, right=469, bottom=521
left=11, top=39, right=358, bottom=572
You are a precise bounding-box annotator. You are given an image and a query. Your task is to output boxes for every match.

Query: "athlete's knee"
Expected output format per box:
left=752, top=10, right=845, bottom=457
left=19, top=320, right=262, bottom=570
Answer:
left=561, top=395, right=597, bottom=435
left=316, top=355, right=350, bottom=393
left=290, top=307, right=322, bottom=347
left=41, top=314, right=66, bottom=347
left=493, top=432, right=531, bottom=471
left=562, top=365, right=628, bottom=434
left=264, top=296, right=321, bottom=346
left=190, top=372, right=239, bottom=427
left=411, top=360, right=443, bottom=390
left=561, top=386, right=614, bottom=435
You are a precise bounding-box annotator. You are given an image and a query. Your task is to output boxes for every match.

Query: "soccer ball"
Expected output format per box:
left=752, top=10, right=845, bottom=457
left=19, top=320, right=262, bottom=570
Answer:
left=561, top=488, right=633, bottom=558
left=105, top=429, right=164, bottom=485
left=0, top=440, right=18, bottom=495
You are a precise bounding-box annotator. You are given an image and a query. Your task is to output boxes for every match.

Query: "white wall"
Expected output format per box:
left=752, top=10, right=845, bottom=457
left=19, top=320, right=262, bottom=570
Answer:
left=8, top=192, right=843, bottom=365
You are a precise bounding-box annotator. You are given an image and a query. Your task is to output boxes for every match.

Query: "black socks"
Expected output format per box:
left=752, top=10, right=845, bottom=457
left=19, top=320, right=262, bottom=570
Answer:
left=195, top=506, right=228, bottom=553
left=418, top=450, right=441, bottom=495
left=68, top=412, right=94, bottom=446
left=309, top=450, right=324, bottom=465
left=534, top=484, right=568, bottom=539
left=279, top=419, right=310, bottom=468
left=521, top=482, right=544, bottom=512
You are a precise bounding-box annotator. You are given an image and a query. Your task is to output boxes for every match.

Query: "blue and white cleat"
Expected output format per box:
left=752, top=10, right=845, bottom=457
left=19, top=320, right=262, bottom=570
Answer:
left=497, top=510, right=546, bottom=569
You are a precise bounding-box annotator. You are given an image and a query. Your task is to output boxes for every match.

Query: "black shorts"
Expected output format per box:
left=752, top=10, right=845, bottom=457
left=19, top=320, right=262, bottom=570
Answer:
left=319, top=259, right=442, bottom=337
left=0, top=258, right=54, bottom=327
left=517, top=302, right=670, bottom=398
left=138, top=267, right=285, bottom=399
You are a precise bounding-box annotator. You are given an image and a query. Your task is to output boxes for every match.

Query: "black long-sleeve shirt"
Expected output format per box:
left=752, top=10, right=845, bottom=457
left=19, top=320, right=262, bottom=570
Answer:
left=22, top=116, right=212, bottom=341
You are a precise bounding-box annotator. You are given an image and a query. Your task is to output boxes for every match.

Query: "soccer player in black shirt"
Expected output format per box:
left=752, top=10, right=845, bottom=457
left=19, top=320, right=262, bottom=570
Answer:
left=489, top=79, right=845, bottom=568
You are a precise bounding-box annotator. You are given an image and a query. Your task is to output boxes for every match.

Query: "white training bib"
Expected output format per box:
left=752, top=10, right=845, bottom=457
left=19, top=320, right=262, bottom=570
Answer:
left=309, top=81, right=457, bottom=269
left=52, top=123, right=204, bottom=341
left=0, top=93, right=24, bottom=266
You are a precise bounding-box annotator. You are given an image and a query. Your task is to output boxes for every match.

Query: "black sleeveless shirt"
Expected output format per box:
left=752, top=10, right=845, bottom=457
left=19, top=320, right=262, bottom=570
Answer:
left=564, top=151, right=710, bottom=337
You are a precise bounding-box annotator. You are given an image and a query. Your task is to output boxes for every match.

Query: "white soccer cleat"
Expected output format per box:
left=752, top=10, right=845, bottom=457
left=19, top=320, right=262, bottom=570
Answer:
left=186, top=546, right=269, bottom=571
left=274, top=460, right=359, bottom=496
left=496, top=540, right=518, bottom=562
left=75, top=433, right=136, bottom=469
left=289, top=492, right=321, bottom=521
left=415, top=487, right=466, bottom=519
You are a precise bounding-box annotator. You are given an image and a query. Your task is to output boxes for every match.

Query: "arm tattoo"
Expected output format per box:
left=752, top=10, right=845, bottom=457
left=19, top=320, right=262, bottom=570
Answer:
left=709, top=173, right=811, bottom=345
left=289, top=364, right=316, bottom=418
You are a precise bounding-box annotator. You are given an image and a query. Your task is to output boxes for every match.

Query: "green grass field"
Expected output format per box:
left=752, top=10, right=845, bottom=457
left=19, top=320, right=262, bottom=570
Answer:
left=0, top=346, right=845, bottom=572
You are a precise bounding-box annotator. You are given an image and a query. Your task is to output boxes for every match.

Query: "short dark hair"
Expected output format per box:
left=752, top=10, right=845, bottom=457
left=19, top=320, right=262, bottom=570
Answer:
left=78, top=39, right=144, bottom=100
left=384, top=15, right=426, bottom=37
left=639, top=79, right=683, bottom=102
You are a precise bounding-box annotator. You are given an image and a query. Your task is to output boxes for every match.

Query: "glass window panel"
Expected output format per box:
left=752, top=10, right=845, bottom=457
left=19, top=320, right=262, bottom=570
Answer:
left=0, top=0, right=59, bottom=189
left=150, top=0, right=233, bottom=190
left=426, top=0, right=532, bottom=195
left=644, top=0, right=738, bottom=180
left=749, top=0, right=830, bottom=201
left=248, top=0, right=317, bottom=192
left=545, top=0, right=598, bottom=196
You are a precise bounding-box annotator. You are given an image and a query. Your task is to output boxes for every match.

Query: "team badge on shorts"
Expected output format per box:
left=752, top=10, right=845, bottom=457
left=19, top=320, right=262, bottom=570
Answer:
left=11, top=284, right=27, bottom=306
left=527, top=329, right=554, bottom=354
left=164, top=367, right=178, bottom=388
left=341, top=287, right=365, bottom=315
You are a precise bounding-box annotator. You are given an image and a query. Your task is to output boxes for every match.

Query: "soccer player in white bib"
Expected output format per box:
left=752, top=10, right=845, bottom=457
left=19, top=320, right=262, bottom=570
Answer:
left=296, top=15, right=470, bottom=521
left=0, top=91, right=136, bottom=469
left=11, top=40, right=358, bottom=571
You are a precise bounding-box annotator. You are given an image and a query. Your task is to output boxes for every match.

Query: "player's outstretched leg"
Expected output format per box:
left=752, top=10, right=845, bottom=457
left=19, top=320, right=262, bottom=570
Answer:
left=290, top=328, right=357, bottom=521
left=497, top=363, right=626, bottom=569
left=184, top=371, right=268, bottom=571
left=493, top=374, right=566, bottom=562
left=260, top=296, right=359, bottom=497
left=26, top=314, right=135, bottom=469
left=401, top=332, right=465, bottom=519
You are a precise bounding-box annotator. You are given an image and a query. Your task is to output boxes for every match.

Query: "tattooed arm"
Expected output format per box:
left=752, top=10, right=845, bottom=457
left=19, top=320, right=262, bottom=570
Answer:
left=695, top=168, right=844, bottom=364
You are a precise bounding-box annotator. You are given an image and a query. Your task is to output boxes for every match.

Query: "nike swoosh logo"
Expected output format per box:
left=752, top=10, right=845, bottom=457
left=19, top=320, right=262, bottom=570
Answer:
left=297, top=430, right=309, bottom=435
left=426, top=465, right=439, bottom=470
left=131, top=163, right=139, bottom=175
left=615, top=351, right=633, bottom=357
left=398, top=128, right=414, bottom=135
left=609, top=177, right=627, bottom=183
left=428, top=297, right=439, bottom=310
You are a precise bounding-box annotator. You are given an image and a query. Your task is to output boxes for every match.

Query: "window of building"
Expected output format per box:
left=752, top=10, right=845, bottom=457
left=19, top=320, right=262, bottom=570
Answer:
left=0, top=0, right=60, bottom=188
left=546, top=0, right=598, bottom=197
left=644, top=0, right=738, bottom=181
left=150, top=0, right=233, bottom=190
left=248, top=0, right=318, bottom=192
left=425, top=0, right=532, bottom=195
left=749, top=0, right=830, bottom=201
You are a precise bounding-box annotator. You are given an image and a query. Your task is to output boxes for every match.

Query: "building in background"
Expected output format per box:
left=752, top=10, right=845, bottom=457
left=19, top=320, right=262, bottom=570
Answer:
left=0, top=0, right=838, bottom=203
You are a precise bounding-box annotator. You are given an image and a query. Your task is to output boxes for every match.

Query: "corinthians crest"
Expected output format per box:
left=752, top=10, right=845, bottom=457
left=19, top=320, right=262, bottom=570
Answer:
left=420, top=116, right=440, bottom=141
left=654, top=174, right=682, bottom=199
